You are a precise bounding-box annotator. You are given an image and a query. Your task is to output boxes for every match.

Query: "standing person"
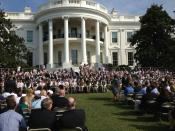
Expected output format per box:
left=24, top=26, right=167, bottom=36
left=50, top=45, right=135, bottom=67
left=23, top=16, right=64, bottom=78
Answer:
left=0, top=95, right=27, bottom=131
left=4, top=76, right=17, bottom=93
left=111, top=76, right=122, bottom=101
left=59, top=97, right=88, bottom=131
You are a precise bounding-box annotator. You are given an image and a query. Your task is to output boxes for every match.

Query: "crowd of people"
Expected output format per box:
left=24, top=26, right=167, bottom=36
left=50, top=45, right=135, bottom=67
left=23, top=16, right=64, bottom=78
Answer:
left=0, top=65, right=175, bottom=130
left=0, top=84, right=87, bottom=131
left=111, top=68, right=175, bottom=131
left=0, top=65, right=111, bottom=94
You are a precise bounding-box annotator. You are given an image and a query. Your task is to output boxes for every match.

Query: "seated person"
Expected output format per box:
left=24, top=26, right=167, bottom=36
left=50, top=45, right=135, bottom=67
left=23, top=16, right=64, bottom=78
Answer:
left=150, top=81, right=160, bottom=96
left=59, top=97, right=88, bottom=131
left=0, top=95, right=27, bottom=131
left=124, top=83, right=134, bottom=96
left=0, top=95, right=23, bottom=116
left=31, top=90, right=42, bottom=109
left=28, top=98, right=57, bottom=131
left=169, top=108, right=175, bottom=131
left=0, top=94, right=5, bottom=101
left=157, top=86, right=174, bottom=109
left=51, top=85, right=69, bottom=109
left=32, top=90, right=47, bottom=109
left=18, top=96, right=29, bottom=110
left=138, top=81, right=149, bottom=95
left=140, top=86, right=158, bottom=111
left=133, top=81, right=142, bottom=93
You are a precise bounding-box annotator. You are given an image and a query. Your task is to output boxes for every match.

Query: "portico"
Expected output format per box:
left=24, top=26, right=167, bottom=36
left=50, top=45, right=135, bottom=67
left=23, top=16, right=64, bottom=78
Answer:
left=38, top=17, right=109, bottom=68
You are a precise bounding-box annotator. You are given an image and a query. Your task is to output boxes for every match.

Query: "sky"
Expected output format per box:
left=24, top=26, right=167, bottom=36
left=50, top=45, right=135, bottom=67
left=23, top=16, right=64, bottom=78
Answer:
left=0, top=0, right=175, bottom=17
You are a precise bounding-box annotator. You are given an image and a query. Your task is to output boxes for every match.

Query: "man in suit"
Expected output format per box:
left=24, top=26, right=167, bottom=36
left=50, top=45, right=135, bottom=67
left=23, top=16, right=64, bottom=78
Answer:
left=59, top=97, right=88, bottom=131
left=28, top=98, right=57, bottom=131
left=51, top=85, right=69, bottom=109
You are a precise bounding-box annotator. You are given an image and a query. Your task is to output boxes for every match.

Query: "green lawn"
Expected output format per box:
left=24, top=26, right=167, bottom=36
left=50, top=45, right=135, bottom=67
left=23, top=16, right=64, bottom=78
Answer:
left=67, top=92, right=169, bottom=131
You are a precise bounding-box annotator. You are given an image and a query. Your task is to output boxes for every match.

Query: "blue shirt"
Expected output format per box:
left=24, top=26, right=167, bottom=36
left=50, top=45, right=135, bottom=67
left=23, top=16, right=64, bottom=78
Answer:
left=0, top=110, right=27, bottom=131
left=124, top=86, right=134, bottom=96
left=32, top=96, right=47, bottom=109
left=138, top=87, right=147, bottom=95
left=151, top=88, right=160, bottom=95
left=32, top=99, right=42, bottom=109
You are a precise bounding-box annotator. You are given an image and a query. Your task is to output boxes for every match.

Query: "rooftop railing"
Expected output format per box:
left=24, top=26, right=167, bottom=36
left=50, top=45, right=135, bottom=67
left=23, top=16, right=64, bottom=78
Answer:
left=5, top=12, right=34, bottom=20
left=37, top=0, right=108, bottom=13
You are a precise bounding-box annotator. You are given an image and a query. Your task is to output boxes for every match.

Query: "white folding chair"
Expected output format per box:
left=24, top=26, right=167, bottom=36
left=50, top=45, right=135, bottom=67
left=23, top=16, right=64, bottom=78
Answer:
left=28, top=128, right=51, bottom=131
left=60, top=127, right=82, bottom=131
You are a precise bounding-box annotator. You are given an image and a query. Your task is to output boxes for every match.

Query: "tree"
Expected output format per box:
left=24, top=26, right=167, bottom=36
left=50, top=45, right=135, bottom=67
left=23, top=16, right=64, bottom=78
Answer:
left=130, top=4, right=175, bottom=68
left=0, top=9, right=28, bottom=67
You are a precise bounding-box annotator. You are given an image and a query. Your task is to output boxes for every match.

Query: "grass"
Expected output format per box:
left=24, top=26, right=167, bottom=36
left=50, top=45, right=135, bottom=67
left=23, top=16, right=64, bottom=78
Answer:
left=67, top=92, right=169, bottom=131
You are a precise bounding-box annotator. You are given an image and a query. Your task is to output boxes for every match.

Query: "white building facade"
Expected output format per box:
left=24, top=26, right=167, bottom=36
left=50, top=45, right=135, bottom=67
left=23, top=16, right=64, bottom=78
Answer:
left=6, top=0, right=140, bottom=68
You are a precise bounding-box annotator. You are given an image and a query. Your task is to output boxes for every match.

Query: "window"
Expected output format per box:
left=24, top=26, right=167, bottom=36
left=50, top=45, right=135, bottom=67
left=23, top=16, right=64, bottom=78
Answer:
left=112, top=52, right=118, bottom=66
left=86, top=30, right=90, bottom=38
left=71, top=50, right=78, bottom=65
left=27, top=52, right=33, bottom=66
left=43, top=32, right=48, bottom=41
left=128, top=52, right=134, bottom=66
left=100, top=32, right=104, bottom=42
left=127, top=32, right=133, bottom=42
left=27, top=31, right=33, bottom=42
left=112, top=32, right=118, bottom=43
left=57, top=29, right=62, bottom=38
left=71, top=28, right=77, bottom=37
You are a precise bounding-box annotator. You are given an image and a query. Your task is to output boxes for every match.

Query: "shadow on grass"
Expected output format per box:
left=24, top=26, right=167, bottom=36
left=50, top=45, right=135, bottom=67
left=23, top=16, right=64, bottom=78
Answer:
left=112, top=110, right=140, bottom=117
left=88, top=97, right=112, bottom=102
left=103, top=100, right=167, bottom=130
left=117, top=116, right=158, bottom=123
left=130, top=124, right=169, bottom=131
left=103, top=102, right=134, bottom=110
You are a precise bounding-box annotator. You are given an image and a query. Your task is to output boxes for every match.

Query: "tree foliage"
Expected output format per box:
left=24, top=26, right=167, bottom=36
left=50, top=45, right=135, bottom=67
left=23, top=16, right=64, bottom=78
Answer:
left=130, top=4, right=175, bottom=68
left=0, top=9, right=27, bottom=67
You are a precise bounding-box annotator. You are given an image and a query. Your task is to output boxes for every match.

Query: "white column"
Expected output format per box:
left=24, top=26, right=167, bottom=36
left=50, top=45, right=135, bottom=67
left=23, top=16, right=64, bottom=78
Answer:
left=63, top=16, right=70, bottom=65
left=63, top=0, right=69, bottom=4
left=81, top=17, right=87, bottom=64
left=104, top=25, right=109, bottom=64
left=120, top=29, right=126, bottom=65
left=38, top=24, right=44, bottom=65
left=48, top=19, right=53, bottom=68
left=96, top=20, right=100, bottom=64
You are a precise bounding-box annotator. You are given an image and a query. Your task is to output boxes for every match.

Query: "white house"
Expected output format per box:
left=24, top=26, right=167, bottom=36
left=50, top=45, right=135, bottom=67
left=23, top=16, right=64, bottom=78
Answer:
left=5, top=0, right=140, bottom=68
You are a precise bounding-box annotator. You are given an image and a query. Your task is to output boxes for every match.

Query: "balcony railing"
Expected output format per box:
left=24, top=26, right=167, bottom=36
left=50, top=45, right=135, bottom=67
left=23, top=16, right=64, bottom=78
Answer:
left=69, top=0, right=81, bottom=4
left=38, top=0, right=108, bottom=13
left=43, top=33, right=104, bottom=42
left=6, top=12, right=34, bottom=20
left=69, top=33, right=81, bottom=38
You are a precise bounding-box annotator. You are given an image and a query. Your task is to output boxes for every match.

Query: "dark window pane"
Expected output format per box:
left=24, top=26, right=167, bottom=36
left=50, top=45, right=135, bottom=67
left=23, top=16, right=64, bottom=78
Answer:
left=112, top=52, right=118, bottom=66
left=112, top=32, right=118, bottom=43
left=27, top=31, right=33, bottom=42
left=128, top=52, right=134, bottom=66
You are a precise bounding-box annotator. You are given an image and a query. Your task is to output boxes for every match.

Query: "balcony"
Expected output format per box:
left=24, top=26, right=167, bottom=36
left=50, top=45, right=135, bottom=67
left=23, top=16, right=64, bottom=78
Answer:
left=43, top=33, right=104, bottom=42
left=38, top=0, right=108, bottom=14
